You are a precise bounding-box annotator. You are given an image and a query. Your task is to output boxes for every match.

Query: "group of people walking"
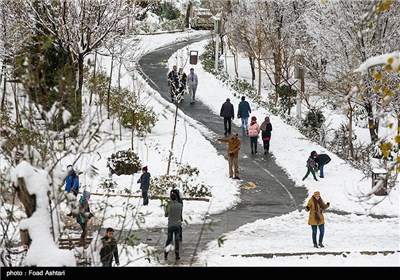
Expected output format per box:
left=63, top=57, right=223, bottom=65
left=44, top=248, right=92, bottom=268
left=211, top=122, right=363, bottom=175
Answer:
left=167, top=65, right=198, bottom=104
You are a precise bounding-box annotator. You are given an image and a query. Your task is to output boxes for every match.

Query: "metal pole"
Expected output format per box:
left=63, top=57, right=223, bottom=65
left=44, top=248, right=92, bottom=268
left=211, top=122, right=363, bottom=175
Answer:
left=214, top=31, right=219, bottom=72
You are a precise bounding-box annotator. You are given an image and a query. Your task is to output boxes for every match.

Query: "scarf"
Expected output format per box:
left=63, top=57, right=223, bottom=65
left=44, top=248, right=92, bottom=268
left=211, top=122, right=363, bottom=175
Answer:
left=312, top=196, right=324, bottom=223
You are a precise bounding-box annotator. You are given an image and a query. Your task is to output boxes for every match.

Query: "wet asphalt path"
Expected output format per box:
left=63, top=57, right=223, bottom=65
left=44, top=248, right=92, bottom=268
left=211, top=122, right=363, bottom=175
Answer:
left=135, top=34, right=308, bottom=266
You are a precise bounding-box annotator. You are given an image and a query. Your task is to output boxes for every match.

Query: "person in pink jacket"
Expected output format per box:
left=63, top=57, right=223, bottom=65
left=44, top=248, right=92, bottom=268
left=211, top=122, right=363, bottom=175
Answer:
left=248, top=116, right=260, bottom=154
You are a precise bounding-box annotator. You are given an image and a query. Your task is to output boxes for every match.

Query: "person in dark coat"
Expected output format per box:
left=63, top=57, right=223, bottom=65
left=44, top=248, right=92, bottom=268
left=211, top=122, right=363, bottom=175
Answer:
left=65, top=165, right=79, bottom=196
left=164, top=192, right=183, bottom=261
left=302, top=151, right=318, bottom=181
left=237, top=96, right=251, bottom=135
left=260, top=116, right=272, bottom=154
left=137, top=166, right=151, bottom=206
left=304, top=191, right=330, bottom=248
left=76, top=190, right=93, bottom=247
left=178, top=67, right=187, bottom=96
left=314, top=153, right=331, bottom=178
left=100, top=227, right=120, bottom=267
left=220, top=98, right=235, bottom=136
left=170, top=189, right=183, bottom=241
left=167, top=65, right=179, bottom=102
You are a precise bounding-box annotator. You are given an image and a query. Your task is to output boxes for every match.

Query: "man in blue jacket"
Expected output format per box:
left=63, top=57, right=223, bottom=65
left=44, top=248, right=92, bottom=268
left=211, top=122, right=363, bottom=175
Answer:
left=237, top=96, right=251, bottom=135
left=65, top=165, right=79, bottom=196
left=137, top=166, right=151, bottom=205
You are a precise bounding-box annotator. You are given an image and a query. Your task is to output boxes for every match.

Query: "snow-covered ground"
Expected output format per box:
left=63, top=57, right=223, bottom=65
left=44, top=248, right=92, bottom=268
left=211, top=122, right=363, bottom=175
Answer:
left=4, top=29, right=399, bottom=266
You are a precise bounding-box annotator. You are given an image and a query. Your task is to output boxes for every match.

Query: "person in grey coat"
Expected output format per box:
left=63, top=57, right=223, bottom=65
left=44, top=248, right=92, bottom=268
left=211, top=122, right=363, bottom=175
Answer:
left=164, top=192, right=183, bottom=260
left=237, top=96, right=251, bottom=135
left=220, top=98, right=235, bottom=136
left=137, top=166, right=151, bottom=205
left=187, top=68, right=198, bottom=104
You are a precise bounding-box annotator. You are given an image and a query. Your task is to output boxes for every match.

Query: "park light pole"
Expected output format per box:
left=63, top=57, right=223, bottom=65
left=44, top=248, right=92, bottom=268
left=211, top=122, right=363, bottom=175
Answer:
left=213, top=13, right=221, bottom=72
left=294, top=48, right=305, bottom=118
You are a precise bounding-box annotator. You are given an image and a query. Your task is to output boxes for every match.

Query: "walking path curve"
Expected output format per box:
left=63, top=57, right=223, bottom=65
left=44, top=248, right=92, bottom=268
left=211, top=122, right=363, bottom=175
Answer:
left=136, top=35, right=308, bottom=266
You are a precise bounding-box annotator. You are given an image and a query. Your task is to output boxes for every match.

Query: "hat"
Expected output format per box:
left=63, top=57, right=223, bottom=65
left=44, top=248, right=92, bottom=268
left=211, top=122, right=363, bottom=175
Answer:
left=226, top=98, right=230, bottom=102
left=311, top=151, right=317, bottom=157
left=314, top=191, right=320, bottom=196
left=251, top=116, right=257, bottom=121
left=142, top=166, right=148, bottom=172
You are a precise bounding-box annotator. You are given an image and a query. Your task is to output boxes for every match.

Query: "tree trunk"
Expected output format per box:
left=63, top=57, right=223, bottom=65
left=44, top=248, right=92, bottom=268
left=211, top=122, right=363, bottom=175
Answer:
left=107, top=53, right=114, bottom=119
left=89, top=51, right=97, bottom=106
left=365, top=101, right=378, bottom=143
left=1, top=61, right=6, bottom=111
left=257, top=57, right=262, bottom=95
left=347, top=98, right=355, bottom=159
left=167, top=103, right=179, bottom=175
left=249, top=56, right=255, bottom=87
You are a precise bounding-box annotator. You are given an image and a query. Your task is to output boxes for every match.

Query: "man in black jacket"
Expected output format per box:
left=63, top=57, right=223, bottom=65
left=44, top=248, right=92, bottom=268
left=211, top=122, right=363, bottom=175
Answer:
left=220, top=98, right=234, bottom=136
left=100, top=228, right=120, bottom=267
left=315, top=153, right=331, bottom=178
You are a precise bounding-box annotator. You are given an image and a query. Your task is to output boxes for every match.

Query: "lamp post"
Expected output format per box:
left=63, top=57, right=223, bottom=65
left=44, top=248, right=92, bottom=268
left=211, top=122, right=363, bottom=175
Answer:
left=213, top=13, right=221, bottom=72
left=294, top=48, right=305, bottom=118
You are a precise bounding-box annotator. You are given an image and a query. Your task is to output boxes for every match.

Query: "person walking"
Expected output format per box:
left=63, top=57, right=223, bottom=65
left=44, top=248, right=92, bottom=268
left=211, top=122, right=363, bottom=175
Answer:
left=302, top=151, right=319, bottom=181
left=137, top=166, right=151, bottom=206
left=65, top=165, right=80, bottom=196
left=167, top=65, right=179, bottom=102
left=304, top=191, right=330, bottom=248
left=219, top=98, right=235, bottom=136
left=217, top=132, right=241, bottom=179
left=314, top=153, right=331, bottom=178
left=260, top=116, right=273, bottom=154
left=164, top=192, right=183, bottom=261
left=170, top=189, right=183, bottom=241
left=247, top=116, right=260, bottom=154
left=100, top=227, right=120, bottom=267
left=177, top=67, right=187, bottom=97
left=187, top=68, right=198, bottom=104
left=76, top=190, right=93, bottom=247
left=237, top=96, right=251, bottom=135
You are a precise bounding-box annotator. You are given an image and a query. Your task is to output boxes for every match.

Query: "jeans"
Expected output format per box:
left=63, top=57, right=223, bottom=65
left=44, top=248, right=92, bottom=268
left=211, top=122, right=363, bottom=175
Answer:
left=250, top=137, right=258, bottom=153
left=142, top=190, right=148, bottom=205
left=319, top=164, right=325, bottom=177
left=241, top=117, right=249, bottom=134
left=311, top=224, right=325, bottom=244
left=189, top=86, right=197, bottom=103
left=165, top=225, right=180, bottom=255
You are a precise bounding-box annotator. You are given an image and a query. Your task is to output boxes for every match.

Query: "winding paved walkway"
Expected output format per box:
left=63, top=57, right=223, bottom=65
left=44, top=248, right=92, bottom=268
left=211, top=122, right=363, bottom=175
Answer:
left=136, top=34, right=308, bottom=266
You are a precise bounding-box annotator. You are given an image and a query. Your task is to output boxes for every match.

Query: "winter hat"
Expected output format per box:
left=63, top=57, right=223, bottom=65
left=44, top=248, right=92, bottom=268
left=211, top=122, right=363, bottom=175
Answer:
left=314, top=191, right=320, bottom=196
left=311, top=151, right=317, bottom=157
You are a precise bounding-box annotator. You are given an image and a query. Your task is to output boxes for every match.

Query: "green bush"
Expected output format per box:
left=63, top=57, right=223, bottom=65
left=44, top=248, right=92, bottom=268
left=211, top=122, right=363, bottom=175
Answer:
left=107, top=149, right=141, bottom=176
left=301, top=108, right=326, bottom=139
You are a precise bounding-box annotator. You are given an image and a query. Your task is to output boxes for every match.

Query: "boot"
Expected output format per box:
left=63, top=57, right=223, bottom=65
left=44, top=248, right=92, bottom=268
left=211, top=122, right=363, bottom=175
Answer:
left=318, top=242, right=324, bottom=248
left=175, top=253, right=180, bottom=260
left=313, top=243, right=319, bottom=248
left=164, top=252, right=168, bottom=260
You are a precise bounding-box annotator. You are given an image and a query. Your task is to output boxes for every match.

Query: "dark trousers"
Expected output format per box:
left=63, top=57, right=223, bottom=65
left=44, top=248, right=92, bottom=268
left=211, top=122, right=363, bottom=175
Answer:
left=165, top=225, right=180, bottom=256
left=102, top=262, right=112, bottom=267
left=142, top=190, right=148, bottom=205
left=263, top=140, right=270, bottom=152
left=223, top=117, right=232, bottom=135
left=79, top=221, right=88, bottom=247
left=311, top=224, right=325, bottom=244
left=303, top=167, right=317, bottom=180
